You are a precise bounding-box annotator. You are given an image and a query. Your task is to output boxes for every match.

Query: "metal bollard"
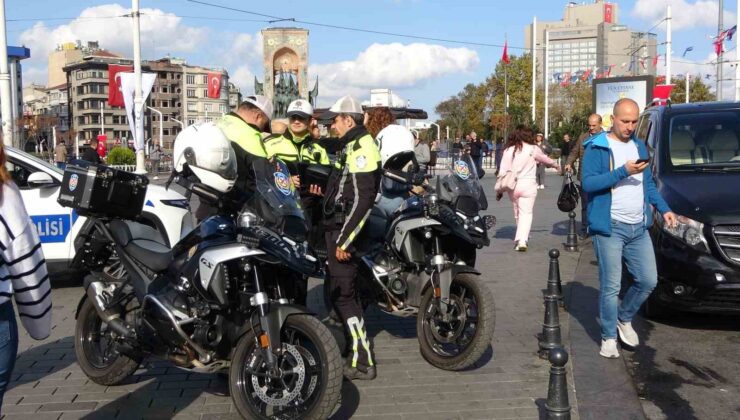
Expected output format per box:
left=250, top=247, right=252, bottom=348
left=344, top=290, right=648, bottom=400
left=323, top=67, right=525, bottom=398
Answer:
left=563, top=211, right=579, bottom=252
left=538, top=294, right=562, bottom=359
left=547, top=249, right=564, bottom=307
left=545, top=347, right=571, bottom=420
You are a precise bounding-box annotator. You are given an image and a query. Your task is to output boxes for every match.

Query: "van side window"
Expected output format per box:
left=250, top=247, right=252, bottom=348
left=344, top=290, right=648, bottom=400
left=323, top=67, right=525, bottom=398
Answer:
left=635, top=115, right=653, bottom=146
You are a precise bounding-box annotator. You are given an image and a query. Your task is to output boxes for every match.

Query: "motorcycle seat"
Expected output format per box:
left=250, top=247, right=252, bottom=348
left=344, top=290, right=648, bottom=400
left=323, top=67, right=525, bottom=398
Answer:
left=109, top=220, right=173, bottom=272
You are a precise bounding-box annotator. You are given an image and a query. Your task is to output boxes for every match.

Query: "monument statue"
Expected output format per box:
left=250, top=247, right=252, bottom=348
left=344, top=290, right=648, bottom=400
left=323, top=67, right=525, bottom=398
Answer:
left=256, top=28, right=319, bottom=119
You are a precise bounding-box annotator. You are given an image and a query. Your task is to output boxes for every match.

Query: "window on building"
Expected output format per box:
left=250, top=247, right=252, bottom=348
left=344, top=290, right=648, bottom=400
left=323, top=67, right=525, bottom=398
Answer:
left=187, top=102, right=196, bottom=112
left=187, top=89, right=196, bottom=98
left=163, top=129, right=170, bottom=136
left=204, top=103, right=212, bottom=112
left=186, top=74, right=195, bottom=84
left=90, top=115, right=100, bottom=124
left=77, top=70, right=84, bottom=80
left=77, top=86, right=84, bottom=95
left=176, top=74, right=182, bottom=80
left=161, top=101, right=169, bottom=108
left=202, top=89, right=208, bottom=97
left=202, top=75, right=209, bottom=84
left=162, top=86, right=169, bottom=93
left=219, top=104, right=226, bottom=113
left=78, top=116, right=86, bottom=125
left=188, top=119, right=196, bottom=125
left=163, top=115, right=169, bottom=121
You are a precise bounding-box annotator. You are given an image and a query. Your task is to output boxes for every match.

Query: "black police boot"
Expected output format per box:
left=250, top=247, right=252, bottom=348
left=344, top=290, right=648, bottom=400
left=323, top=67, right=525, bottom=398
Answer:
left=343, top=360, right=377, bottom=381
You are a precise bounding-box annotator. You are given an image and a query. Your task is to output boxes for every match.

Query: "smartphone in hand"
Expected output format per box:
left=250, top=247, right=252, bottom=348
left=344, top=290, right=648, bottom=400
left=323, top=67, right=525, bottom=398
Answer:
left=635, top=158, right=650, bottom=164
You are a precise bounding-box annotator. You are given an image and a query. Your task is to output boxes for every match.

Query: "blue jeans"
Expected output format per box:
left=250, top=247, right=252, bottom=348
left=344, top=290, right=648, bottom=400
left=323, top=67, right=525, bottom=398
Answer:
left=0, top=301, right=18, bottom=406
left=592, top=220, right=657, bottom=340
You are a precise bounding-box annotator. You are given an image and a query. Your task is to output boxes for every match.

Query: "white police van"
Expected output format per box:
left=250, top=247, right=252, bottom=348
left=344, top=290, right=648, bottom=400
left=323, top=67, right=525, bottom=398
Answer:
left=5, top=146, right=192, bottom=274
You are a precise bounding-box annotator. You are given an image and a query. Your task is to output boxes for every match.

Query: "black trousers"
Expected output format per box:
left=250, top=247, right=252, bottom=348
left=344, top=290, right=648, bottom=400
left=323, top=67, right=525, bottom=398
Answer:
left=324, top=230, right=374, bottom=369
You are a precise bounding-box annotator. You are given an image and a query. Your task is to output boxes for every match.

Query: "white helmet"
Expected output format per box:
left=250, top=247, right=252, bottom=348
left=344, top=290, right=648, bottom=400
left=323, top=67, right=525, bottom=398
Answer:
left=173, top=122, right=237, bottom=193
left=376, top=124, right=415, bottom=170
left=286, top=99, right=314, bottom=119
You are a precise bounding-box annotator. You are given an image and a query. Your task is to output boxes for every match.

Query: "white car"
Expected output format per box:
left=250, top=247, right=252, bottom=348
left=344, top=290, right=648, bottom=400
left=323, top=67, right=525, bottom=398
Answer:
left=4, top=146, right=193, bottom=274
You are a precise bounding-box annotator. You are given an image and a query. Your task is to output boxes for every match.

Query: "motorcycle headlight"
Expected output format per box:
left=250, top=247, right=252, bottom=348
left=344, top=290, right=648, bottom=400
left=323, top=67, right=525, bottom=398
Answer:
left=661, top=214, right=708, bottom=251
left=238, top=211, right=263, bottom=228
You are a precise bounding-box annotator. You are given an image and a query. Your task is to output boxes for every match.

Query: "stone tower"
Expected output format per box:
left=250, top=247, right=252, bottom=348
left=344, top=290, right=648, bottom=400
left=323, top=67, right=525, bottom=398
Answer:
left=258, top=28, right=311, bottom=119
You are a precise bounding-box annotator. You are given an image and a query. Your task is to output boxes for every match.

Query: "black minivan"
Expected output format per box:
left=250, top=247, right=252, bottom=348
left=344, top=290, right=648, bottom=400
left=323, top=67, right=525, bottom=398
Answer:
left=636, top=101, right=740, bottom=316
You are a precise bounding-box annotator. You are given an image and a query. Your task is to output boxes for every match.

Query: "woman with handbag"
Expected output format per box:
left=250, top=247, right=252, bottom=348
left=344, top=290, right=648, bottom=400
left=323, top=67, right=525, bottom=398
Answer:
left=496, top=128, right=560, bottom=251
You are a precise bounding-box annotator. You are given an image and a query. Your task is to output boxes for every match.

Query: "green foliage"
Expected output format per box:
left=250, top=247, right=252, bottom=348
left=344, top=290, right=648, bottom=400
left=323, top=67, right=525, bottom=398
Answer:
left=669, top=75, right=716, bottom=103
left=107, top=147, right=135, bottom=165
left=435, top=53, right=592, bottom=144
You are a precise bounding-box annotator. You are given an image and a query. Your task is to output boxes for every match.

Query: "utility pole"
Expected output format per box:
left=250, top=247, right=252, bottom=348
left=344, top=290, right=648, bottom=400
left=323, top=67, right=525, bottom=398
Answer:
left=544, top=29, right=550, bottom=139
left=666, top=6, right=672, bottom=85
left=0, top=0, right=14, bottom=147
left=718, top=0, right=724, bottom=101
left=531, top=16, right=537, bottom=124
left=686, top=73, right=691, bottom=103
left=132, top=0, right=146, bottom=173
left=504, top=34, right=509, bottom=145
left=100, top=102, right=105, bottom=136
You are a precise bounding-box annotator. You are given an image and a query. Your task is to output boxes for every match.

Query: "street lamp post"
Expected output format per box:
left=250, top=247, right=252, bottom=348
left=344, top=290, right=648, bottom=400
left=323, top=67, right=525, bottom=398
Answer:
left=430, top=122, right=440, bottom=141
left=171, top=117, right=185, bottom=129
left=147, top=106, right=163, bottom=148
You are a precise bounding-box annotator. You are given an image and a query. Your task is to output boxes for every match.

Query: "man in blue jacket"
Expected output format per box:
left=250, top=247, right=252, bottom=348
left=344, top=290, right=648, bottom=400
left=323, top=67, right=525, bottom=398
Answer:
left=582, top=98, right=677, bottom=359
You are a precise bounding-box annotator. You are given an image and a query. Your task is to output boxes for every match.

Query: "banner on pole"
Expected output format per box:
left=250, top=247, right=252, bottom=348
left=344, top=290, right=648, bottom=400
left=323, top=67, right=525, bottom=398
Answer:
left=119, top=72, right=157, bottom=152
left=207, top=72, right=223, bottom=98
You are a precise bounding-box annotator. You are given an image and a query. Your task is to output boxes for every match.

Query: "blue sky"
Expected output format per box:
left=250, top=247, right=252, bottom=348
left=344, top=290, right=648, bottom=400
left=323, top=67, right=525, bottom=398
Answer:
left=7, top=0, right=739, bottom=116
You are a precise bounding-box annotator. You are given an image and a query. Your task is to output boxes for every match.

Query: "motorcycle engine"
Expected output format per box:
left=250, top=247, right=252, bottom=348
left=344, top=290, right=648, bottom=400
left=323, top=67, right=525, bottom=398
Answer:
left=373, top=253, right=406, bottom=296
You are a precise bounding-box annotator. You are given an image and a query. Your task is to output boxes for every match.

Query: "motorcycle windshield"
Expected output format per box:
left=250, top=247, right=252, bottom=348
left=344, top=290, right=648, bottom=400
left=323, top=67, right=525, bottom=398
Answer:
left=442, top=152, right=481, bottom=201
left=253, top=158, right=304, bottom=219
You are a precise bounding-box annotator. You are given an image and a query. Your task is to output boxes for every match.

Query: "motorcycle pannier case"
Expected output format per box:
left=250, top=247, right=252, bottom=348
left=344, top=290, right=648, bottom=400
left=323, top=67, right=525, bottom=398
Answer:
left=57, top=163, right=149, bottom=219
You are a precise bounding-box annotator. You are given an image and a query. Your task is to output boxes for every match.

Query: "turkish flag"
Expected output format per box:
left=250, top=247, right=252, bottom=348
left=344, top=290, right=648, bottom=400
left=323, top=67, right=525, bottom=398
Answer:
left=108, top=65, right=133, bottom=107
left=501, top=41, right=510, bottom=64
left=207, top=73, right=222, bottom=98
left=652, top=85, right=675, bottom=106
left=604, top=3, right=614, bottom=23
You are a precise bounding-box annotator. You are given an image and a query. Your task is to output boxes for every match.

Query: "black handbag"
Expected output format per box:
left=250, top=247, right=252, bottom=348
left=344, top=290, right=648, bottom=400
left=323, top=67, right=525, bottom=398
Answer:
left=557, top=172, right=580, bottom=212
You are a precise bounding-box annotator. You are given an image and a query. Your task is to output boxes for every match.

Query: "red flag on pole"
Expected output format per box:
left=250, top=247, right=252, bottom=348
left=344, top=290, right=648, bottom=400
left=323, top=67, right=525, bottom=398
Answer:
left=560, top=72, right=571, bottom=87
left=652, top=84, right=675, bottom=106
left=501, top=41, right=510, bottom=64
left=108, top=64, right=133, bottom=107
left=207, top=72, right=222, bottom=98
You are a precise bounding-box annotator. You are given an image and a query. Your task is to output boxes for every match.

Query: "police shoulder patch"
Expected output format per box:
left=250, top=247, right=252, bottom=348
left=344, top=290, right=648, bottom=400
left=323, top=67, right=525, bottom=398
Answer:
left=355, top=155, right=367, bottom=169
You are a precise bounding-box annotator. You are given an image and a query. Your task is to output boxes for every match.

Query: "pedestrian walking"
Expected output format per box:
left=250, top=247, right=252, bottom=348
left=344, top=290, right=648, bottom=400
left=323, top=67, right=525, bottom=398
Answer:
left=496, top=127, right=560, bottom=252
left=534, top=133, right=551, bottom=189
left=560, top=134, right=572, bottom=176
left=413, top=133, right=430, bottom=174
left=582, top=98, right=676, bottom=359
left=82, top=139, right=102, bottom=164
left=429, top=138, right=439, bottom=174
left=0, top=131, right=52, bottom=406
left=150, top=145, right=162, bottom=174
left=468, top=132, right=483, bottom=176
left=566, top=113, right=604, bottom=237
left=54, top=139, right=68, bottom=169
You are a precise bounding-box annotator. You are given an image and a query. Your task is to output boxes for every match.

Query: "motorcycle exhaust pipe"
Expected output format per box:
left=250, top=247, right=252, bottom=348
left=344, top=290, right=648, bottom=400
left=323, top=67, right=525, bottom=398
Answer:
left=86, top=282, right=135, bottom=338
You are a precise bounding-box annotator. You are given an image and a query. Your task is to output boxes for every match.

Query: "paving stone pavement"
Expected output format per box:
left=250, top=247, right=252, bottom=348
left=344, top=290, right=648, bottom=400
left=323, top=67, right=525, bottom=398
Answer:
left=1, top=174, right=582, bottom=419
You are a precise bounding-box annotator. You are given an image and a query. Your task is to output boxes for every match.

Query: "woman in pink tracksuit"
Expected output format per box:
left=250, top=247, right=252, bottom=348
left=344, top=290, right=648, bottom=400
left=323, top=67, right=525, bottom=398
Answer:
left=497, top=128, right=560, bottom=251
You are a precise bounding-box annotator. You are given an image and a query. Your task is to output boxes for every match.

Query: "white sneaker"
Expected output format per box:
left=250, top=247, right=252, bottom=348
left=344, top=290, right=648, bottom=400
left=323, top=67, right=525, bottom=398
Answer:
left=515, top=241, right=528, bottom=252
left=600, top=339, right=620, bottom=358
left=617, top=321, right=639, bottom=347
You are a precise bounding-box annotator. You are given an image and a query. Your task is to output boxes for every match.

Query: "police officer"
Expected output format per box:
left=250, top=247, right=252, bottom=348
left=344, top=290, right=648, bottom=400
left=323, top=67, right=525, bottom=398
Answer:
left=264, top=99, right=329, bottom=169
left=320, top=95, right=381, bottom=381
left=211, top=95, right=272, bottom=215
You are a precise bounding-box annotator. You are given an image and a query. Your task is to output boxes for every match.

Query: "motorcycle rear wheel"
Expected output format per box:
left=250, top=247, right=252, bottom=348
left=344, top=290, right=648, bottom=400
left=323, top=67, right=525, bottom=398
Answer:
left=230, top=314, right=342, bottom=420
left=74, top=298, right=142, bottom=385
left=417, top=273, right=495, bottom=371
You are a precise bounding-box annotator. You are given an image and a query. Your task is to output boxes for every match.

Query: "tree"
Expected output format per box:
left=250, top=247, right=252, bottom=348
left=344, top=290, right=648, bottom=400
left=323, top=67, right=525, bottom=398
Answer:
left=435, top=96, right=466, bottom=138
left=669, top=75, right=716, bottom=103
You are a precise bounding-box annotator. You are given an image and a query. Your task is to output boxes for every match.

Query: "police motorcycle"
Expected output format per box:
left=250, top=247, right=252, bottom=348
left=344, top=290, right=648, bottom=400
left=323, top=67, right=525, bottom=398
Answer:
left=64, top=123, right=342, bottom=420
left=348, top=125, right=496, bottom=371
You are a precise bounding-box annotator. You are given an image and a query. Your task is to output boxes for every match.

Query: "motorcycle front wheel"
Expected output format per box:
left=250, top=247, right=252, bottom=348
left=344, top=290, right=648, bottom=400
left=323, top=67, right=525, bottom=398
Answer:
left=417, top=273, right=495, bottom=371
left=230, top=314, right=343, bottom=420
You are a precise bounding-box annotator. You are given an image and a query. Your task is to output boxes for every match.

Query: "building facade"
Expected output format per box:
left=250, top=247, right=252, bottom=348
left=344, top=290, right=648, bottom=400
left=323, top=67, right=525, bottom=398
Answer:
left=22, top=83, right=70, bottom=148
left=64, top=52, right=236, bottom=151
left=525, top=1, right=657, bottom=85
left=5, top=46, right=30, bottom=147
left=147, top=57, right=233, bottom=150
